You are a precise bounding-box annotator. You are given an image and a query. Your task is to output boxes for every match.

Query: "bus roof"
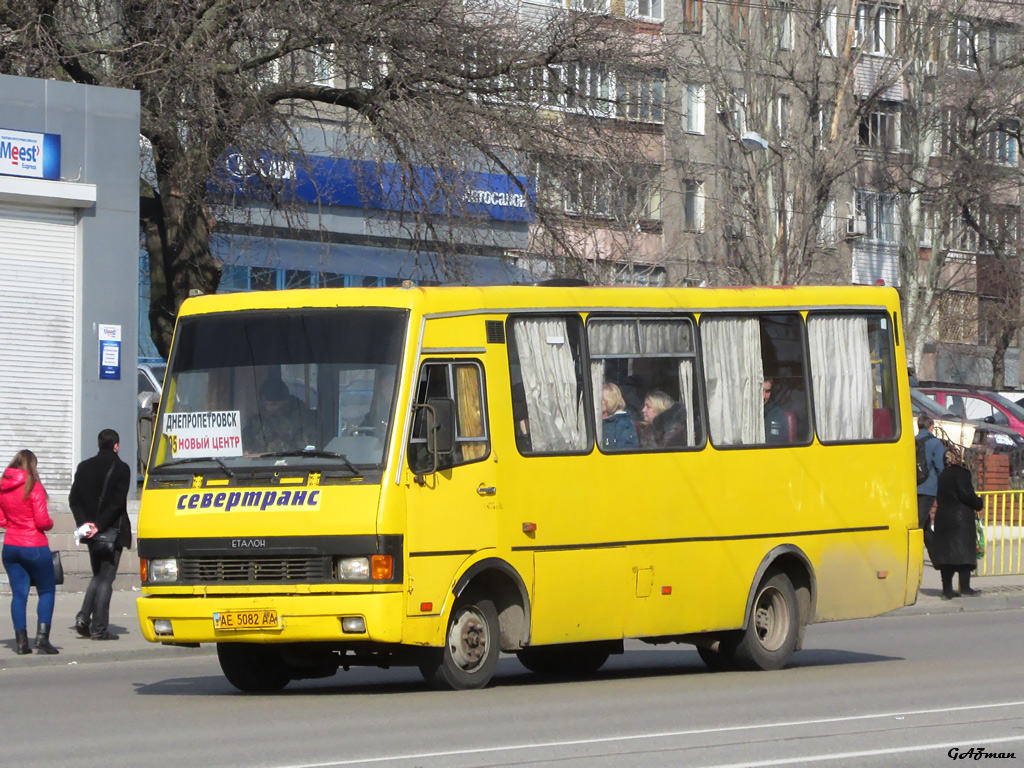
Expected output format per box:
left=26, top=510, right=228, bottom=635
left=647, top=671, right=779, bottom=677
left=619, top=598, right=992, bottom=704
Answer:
left=177, top=284, right=900, bottom=318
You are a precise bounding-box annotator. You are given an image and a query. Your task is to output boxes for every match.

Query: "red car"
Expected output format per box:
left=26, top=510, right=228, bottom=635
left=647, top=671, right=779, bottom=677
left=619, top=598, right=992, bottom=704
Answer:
left=916, top=385, right=1024, bottom=437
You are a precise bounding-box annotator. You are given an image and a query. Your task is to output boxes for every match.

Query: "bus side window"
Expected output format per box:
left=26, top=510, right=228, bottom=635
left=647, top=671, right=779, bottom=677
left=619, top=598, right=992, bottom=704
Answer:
left=588, top=316, right=703, bottom=452
left=701, top=313, right=810, bottom=447
left=807, top=312, right=899, bottom=442
left=408, top=361, right=489, bottom=472
left=507, top=316, right=590, bottom=455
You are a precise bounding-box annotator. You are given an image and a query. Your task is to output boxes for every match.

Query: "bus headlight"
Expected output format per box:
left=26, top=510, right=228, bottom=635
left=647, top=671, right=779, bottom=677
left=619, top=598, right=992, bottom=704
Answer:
left=337, top=557, right=370, bottom=580
left=335, top=556, right=393, bottom=580
left=149, top=558, right=179, bottom=583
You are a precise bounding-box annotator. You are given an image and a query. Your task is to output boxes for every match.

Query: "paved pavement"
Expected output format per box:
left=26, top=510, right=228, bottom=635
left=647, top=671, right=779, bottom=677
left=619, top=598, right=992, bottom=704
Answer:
left=1, top=562, right=1022, bottom=668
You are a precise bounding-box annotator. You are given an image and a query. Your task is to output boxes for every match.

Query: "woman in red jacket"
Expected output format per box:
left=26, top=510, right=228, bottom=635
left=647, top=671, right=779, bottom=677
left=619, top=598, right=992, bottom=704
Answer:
left=0, top=450, right=59, bottom=654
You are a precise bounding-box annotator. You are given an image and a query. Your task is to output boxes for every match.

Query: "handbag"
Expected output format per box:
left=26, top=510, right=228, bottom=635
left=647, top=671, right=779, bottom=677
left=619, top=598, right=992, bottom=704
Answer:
left=86, top=463, right=120, bottom=557
left=51, top=551, right=64, bottom=585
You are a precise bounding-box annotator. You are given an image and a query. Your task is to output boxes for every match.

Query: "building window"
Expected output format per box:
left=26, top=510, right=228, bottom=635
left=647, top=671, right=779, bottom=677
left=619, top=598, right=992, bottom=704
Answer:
left=856, top=2, right=898, bottom=55
left=951, top=18, right=978, bottom=68
left=818, top=199, right=839, bottom=246
left=723, top=91, right=747, bottom=135
left=820, top=6, right=838, bottom=56
left=683, top=84, right=706, bottom=134
left=855, top=190, right=897, bottom=243
left=777, top=95, right=791, bottom=142
left=564, top=64, right=614, bottom=116
left=626, top=0, right=662, bottom=21
left=982, top=120, right=1019, bottom=166
left=683, top=180, right=705, bottom=232
left=777, top=2, right=793, bottom=50
left=683, top=0, right=703, bottom=33
left=616, top=71, right=664, bottom=123
left=731, top=0, right=749, bottom=41
left=859, top=102, right=901, bottom=149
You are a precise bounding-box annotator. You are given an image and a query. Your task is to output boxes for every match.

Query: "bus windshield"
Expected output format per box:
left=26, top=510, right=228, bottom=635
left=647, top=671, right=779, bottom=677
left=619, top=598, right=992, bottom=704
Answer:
left=150, top=308, right=408, bottom=474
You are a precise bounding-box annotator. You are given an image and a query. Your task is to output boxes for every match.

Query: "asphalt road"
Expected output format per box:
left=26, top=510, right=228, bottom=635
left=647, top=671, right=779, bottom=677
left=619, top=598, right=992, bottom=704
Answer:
left=4, top=607, right=1024, bottom=768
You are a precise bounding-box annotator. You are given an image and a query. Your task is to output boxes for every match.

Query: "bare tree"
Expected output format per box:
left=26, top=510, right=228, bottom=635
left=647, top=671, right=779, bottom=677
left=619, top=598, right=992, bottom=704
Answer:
left=666, top=0, right=915, bottom=288
left=895, top=0, right=1024, bottom=385
left=0, top=0, right=666, bottom=355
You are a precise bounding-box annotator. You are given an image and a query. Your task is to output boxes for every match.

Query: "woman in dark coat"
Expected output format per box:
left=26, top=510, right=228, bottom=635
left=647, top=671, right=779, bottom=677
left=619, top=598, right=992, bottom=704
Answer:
left=932, top=449, right=984, bottom=599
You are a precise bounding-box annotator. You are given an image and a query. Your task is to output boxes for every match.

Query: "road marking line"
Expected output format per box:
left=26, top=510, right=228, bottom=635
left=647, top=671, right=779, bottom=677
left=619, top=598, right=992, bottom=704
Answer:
left=694, top=735, right=1024, bottom=768
left=267, top=700, right=1024, bottom=768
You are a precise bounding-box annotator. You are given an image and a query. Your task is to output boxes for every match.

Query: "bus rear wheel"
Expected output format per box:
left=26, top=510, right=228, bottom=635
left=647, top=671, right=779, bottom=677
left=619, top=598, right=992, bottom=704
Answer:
left=727, top=571, right=799, bottom=671
left=217, top=643, right=291, bottom=692
left=419, top=593, right=500, bottom=690
left=516, top=643, right=610, bottom=678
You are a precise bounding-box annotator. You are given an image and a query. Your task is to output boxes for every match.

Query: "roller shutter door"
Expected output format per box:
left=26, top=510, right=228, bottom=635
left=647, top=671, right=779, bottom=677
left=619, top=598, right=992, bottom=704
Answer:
left=0, top=203, right=77, bottom=491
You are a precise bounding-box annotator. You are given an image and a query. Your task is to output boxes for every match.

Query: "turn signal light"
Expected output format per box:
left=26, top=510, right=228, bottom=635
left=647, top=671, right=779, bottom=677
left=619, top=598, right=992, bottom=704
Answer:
left=371, top=555, right=393, bottom=580
left=140, top=558, right=148, bottom=582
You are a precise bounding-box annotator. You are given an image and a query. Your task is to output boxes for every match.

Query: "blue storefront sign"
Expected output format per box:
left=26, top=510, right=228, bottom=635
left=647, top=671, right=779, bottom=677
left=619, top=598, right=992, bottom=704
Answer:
left=0, top=128, right=60, bottom=180
left=217, top=153, right=534, bottom=223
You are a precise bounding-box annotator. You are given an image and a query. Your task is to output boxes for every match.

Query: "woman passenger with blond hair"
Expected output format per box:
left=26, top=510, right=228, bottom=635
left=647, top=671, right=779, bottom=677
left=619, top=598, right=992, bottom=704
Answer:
left=0, top=449, right=59, bottom=654
left=641, top=390, right=687, bottom=448
left=601, top=383, right=638, bottom=450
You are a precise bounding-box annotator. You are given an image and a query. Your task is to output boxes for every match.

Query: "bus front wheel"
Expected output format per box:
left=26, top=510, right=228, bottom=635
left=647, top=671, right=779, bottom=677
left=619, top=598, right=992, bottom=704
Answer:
left=217, top=643, right=291, bottom=693
left=419, top=592, right=500, bottom=690
left=727, top=571, right=799, bottom=671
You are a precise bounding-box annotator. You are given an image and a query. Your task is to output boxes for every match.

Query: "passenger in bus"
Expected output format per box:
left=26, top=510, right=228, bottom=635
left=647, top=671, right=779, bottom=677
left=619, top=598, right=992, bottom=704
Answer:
left=640, top=390, right=687, bottom=448
left=601, top=383, right=638, bottom=450
left=763, top=379, right=789, bottom=444
left=243, top=377, right=309, bottom=454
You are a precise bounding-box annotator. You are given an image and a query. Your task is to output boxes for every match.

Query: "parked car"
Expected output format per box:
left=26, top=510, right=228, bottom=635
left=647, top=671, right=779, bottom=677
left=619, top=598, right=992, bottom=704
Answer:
left=910, top=389, right=1024, bottom=453
left=916, top=384, right=1024, bottom=436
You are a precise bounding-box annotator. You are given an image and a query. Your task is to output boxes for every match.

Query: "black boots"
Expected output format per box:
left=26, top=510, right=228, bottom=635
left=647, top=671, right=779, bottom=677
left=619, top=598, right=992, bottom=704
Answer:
left=14, top=629, right=31, bottom=655
left=34, top=623, right=59, bottom=655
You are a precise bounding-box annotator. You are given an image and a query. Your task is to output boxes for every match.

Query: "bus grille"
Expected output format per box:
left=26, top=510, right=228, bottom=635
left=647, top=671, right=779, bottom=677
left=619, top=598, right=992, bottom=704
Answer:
left=179, top=556, right=330, bottom=582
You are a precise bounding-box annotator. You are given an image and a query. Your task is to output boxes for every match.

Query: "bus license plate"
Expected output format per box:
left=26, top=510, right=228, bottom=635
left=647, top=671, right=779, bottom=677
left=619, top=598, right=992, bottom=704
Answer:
left=213, top=610, right=279, bottom=630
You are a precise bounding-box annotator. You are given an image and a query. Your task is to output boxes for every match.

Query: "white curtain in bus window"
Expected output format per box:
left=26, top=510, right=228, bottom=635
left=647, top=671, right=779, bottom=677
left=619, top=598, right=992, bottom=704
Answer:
left=513, top=318, right=586, bottom=452
left=702, top=317, right=764, bottom=445
left=679, top=360, right=695, bottom=447
left=590, top=361, right=604, bottom=427
left=808, top=315, right=873, bottom=441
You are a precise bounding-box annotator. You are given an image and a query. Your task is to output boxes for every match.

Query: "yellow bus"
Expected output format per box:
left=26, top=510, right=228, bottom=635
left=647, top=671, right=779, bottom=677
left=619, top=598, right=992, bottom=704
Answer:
left=136, top=284, right=923, bottom=691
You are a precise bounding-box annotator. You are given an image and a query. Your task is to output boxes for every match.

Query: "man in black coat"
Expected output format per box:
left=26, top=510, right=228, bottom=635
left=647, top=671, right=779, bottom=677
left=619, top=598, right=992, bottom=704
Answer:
left=69, top=428, right=132, bottom=640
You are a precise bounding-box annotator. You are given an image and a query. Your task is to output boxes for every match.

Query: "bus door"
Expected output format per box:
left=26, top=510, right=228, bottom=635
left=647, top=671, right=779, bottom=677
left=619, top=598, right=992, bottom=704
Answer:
left=403, top=359, right=496, bottom=617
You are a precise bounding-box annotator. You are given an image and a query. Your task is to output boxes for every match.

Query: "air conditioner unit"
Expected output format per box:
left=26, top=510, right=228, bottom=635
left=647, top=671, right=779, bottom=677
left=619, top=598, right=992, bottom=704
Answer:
left=847, top=215, right=867, bottom=237
left=925, top=60, right=938, bottom=76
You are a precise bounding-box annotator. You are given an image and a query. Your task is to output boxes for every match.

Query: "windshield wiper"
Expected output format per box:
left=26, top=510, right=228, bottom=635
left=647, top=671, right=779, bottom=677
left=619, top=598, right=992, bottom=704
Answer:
left=256, top=450, right=363, bottom=477
left=151, top=457, right=234, bottom=477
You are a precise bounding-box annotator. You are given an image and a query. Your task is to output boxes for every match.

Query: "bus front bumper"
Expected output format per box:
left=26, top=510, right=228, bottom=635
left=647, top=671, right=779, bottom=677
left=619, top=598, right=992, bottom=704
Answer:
left=136, top=592, right=406, bottom=645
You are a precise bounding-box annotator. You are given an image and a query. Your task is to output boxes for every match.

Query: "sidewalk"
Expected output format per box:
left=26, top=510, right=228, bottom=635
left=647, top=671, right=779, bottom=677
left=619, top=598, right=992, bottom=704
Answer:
left=1, top=563, right=1023, bottom=668
left=895, top=558, right=1024, bottom=616
left=0, top=587, right=214, bottom=668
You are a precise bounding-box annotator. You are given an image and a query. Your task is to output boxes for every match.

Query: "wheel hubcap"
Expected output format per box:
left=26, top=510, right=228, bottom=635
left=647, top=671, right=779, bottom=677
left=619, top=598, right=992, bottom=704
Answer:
left=448, top=606, right=490, bottom=671
left=753, top=586, right=789, bottom=652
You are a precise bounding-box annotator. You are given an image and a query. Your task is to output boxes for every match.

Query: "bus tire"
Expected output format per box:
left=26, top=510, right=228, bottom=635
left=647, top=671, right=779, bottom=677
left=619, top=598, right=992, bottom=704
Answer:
left=419, top=593, right=500, bottom=690
left=516, top=643, right=610, bottom=677
left=727, top=571, right=799, bottom=671
left=696, top=643, right=736, bottom=672
left=217, top=643, right=291, bottom=692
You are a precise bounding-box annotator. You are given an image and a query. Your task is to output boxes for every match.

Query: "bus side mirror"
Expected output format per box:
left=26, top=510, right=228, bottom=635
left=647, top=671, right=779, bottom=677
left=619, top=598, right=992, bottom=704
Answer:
left=413, top=398, right=456, bottom=484
left=427, top=397, right=455, bottom=456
